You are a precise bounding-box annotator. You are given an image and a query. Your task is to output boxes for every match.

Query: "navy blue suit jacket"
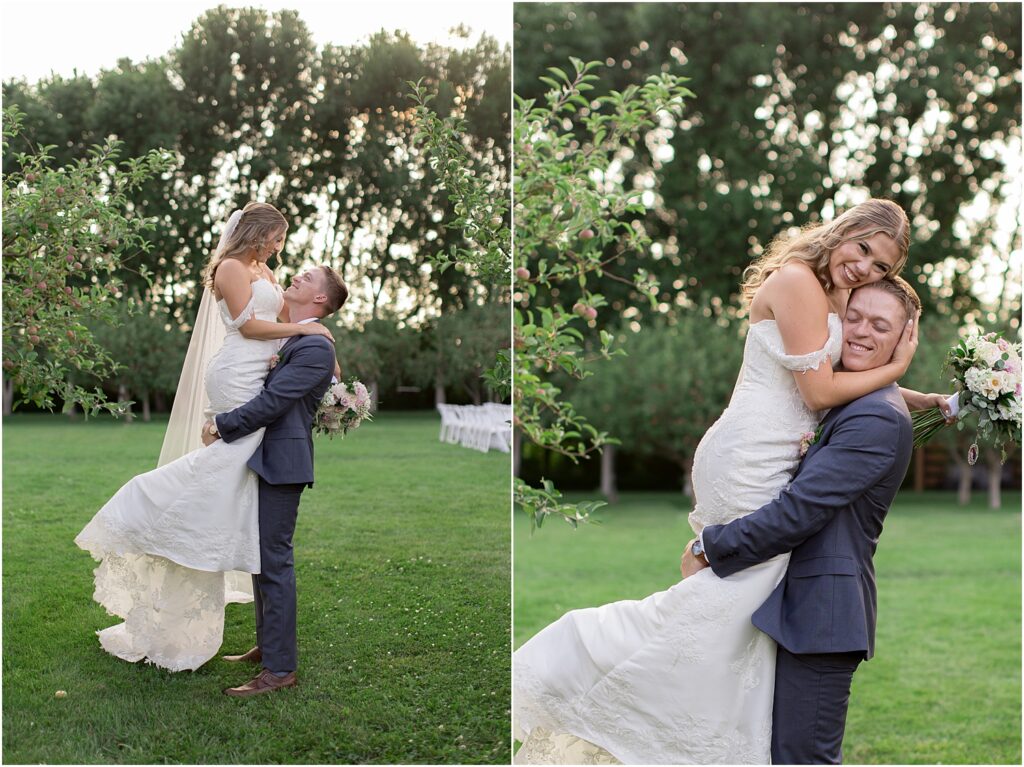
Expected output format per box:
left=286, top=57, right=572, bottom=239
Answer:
left=215, top=332, right=335, bottom=487
left=701, top=384, right=913, bottom=660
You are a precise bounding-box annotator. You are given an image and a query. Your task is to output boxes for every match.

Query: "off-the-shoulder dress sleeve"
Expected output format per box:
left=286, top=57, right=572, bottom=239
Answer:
left=751, top=314, right=843, bottom=373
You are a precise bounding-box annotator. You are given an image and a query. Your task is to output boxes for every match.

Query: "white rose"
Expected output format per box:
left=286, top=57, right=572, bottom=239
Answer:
left=980, top=375, right=1002, bottom=401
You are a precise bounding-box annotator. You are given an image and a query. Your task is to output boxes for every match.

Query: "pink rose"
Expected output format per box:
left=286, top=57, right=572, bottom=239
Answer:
left=353, top=381, right=370, bottom=408
left=799, top=431, right=816, bottom=457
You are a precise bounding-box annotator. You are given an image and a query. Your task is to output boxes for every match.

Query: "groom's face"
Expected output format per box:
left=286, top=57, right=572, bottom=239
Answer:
left=285, top=269, right=327, bottom=310
left=841, top=288, right=905, bottom=372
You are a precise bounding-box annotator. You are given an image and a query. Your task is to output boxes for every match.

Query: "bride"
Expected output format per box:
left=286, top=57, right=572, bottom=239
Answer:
left=512, top=199, right=950, bottom=764
left=75, top=202, right=335, bottom=671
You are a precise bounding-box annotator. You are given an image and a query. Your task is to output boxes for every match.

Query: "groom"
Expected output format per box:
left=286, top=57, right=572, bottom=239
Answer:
left=682, top=276, right=921, bottom=764
left=201, top=265, right=348, bottom=697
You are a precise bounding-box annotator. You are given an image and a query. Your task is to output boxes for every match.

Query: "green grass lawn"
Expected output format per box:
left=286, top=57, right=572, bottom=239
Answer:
left=515, top=490, right=1021, bottom=764
left=3, top=411, right=510, bottom=765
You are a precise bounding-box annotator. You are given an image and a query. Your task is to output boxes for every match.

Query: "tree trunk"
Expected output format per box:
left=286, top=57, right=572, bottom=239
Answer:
left=913, top=449, right=925, bottom=492
left=513, top=429, right=522, bottom=478
left=369, top=380, right=380, bottom=412
left=119, top=383, right=134, bottom=424
left=2, top=376, right=12, bottom=416
left=956, top=459, right=972, bottom=506
left=682, top=456, right=695, bottom=500
left=61, top=385, right=78, bottom=420
left=986, top=450, right=1002, bottom=509
left=469, top=379, right=482, bottom=406
left=434, top=374, right=446, bottom=406
left=600, top=445, right=618, bottom=503
left=141, top=391, right=151, bottom=423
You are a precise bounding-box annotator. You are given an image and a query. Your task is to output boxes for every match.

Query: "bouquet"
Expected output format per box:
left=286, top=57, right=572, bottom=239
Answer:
left=315, top=378, right=373, bottom=438
left=911, top=330, right=1022, bottom=463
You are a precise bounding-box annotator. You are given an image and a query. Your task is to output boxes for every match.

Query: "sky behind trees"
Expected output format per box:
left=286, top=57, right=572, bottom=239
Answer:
left=0, top=1, right=511, bottom=82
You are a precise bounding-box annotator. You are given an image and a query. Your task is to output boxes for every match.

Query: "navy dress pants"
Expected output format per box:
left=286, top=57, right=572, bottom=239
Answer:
left=252, top=479, right=305, bottom=674
left=771, top=646, right=863, bottom=764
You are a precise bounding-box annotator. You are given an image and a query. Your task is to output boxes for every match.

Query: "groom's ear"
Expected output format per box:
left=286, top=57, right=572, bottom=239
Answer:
left=311, top=292, right=329, bottom=316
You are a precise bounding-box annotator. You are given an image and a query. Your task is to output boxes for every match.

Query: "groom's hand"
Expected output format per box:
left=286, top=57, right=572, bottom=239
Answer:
left=680, top=539, right=709, bottom=579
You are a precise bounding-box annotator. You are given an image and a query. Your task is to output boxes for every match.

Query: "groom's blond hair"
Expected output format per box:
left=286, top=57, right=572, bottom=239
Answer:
left=855, top=276, right=922, bottom=322
left=316, top=266, right=348, bottom=316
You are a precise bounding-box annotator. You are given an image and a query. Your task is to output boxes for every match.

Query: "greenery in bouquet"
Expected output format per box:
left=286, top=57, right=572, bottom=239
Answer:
left=315, top=378, right=373, bottom=438
left=912, top=331, right=1022, bottom=463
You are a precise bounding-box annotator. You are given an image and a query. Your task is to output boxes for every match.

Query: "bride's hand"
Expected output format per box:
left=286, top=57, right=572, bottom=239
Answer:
left=914, top=391, right=956, bottom=422
left=680, top=540, right=709, bottom=579
left=299, top=323, right=335, bottom=343
left=889, top=310, right=920, bottom=374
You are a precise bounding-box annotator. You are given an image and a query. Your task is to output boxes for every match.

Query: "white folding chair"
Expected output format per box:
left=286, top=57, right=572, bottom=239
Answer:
left=437, top=404, right=455, bottom=443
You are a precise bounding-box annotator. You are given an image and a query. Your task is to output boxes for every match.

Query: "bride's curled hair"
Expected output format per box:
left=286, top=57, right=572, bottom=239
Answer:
left=203, top=202, right=288, bottom=290
left=740, top=199, right=910, bottom=308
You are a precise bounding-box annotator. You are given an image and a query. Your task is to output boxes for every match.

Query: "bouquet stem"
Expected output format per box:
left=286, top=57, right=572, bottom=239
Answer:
left=911, top=406, right=953, bottom=449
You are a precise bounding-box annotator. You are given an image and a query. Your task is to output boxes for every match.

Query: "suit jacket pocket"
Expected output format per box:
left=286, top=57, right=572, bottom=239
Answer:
left=788, top=556, right=859, bottom=578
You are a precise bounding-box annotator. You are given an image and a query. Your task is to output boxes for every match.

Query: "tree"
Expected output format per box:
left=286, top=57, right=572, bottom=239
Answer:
left=426, top=302, right=510, bottom=405
left=3, top=10, right=512, bottom=336
left=513, top=3, right=1022, bottom=325
left=330, top=315, right=420, bottom=411
left=88, top=300, right=187, bottom=422
left=570, top=313, right=743, bottom=500
left=1, top=107, right=174, bottom=415
left=512, top=58, right=694, bottom=527
left=3, top=11, right=512, bottom=418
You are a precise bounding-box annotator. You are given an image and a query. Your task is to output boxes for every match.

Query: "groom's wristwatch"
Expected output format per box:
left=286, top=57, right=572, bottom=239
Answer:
left=691, top=538, right=708, bottom=564
left=207, top=421, right=220, bottom=437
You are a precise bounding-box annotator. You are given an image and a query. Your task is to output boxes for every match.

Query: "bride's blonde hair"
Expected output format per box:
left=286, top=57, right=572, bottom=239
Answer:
left=203, top=202, right=288, bottom=290
left=740, top=199, right=910, bottom=308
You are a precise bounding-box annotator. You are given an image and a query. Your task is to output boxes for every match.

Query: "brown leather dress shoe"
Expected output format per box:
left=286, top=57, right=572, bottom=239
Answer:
left=222, top=646, right=262, bottom=663
left=224, top=669, right=296, bottom=697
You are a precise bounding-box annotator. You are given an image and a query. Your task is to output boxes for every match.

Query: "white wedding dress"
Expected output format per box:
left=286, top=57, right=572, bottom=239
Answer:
left=75, top=279, right=284, bottom=671
left=513, top=314, right=843, bottom=764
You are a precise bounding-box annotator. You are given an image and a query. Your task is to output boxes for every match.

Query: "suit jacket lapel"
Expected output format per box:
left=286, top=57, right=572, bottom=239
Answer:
left=279, top=334, right=302, bottom=357
left=272, top=320, right=323, bottom=374
left=801, top=404, right=845, bottom=463
left=269, top=334, right=303, bottom=381
left=279, top=320, right=321, bottom=355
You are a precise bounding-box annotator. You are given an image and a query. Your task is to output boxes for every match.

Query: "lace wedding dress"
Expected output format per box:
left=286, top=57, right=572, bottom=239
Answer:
left=513, top=314, right=843, bottom=764
left=75, top=279, right=283, bottom=671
